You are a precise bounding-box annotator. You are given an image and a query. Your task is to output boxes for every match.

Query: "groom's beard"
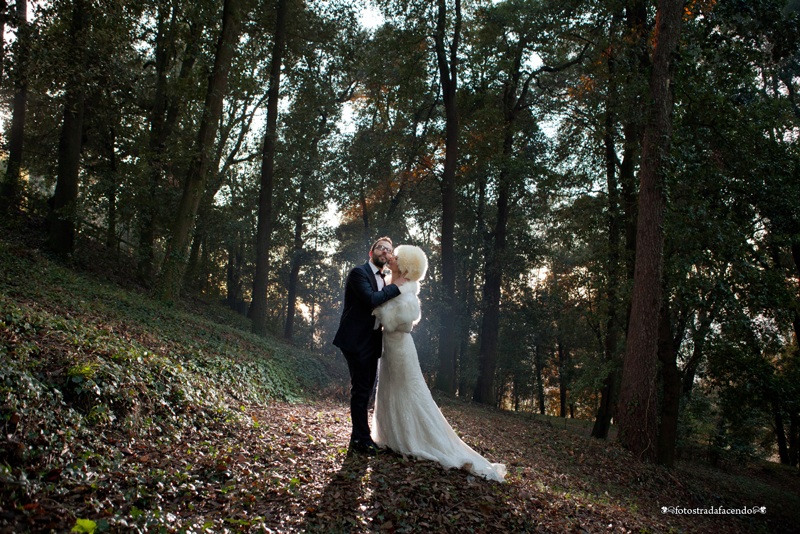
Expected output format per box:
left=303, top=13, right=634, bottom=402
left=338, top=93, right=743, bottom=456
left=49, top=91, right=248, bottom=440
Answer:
left=373, top=258, right=386, bottom=268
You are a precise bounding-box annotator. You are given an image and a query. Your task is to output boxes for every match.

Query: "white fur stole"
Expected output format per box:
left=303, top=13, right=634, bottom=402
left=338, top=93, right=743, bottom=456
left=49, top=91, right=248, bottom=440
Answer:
left=373, top=281, right=420, bottom=333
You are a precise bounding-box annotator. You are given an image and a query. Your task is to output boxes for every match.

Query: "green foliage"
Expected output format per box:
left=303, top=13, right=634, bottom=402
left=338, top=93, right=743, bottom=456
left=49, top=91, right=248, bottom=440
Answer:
left=71, top=518, right=101, bottom=533
left=0, top=230, right=348, bottom=529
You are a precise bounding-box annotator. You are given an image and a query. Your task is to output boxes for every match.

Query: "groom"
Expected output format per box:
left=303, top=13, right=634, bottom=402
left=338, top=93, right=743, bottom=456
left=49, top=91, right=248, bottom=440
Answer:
left=333, top=237, right=404, bottom=455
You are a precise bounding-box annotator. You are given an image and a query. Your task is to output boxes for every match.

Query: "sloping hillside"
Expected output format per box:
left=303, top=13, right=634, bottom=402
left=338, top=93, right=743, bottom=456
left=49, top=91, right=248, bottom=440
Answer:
left=1, top=221, right=798, bottom=533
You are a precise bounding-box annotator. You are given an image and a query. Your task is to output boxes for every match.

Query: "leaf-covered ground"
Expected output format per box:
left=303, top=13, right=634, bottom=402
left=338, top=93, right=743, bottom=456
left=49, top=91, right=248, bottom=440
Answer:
left=4, top=393, right=799, bottom=533
left=1, top=219, right=799, bottom=533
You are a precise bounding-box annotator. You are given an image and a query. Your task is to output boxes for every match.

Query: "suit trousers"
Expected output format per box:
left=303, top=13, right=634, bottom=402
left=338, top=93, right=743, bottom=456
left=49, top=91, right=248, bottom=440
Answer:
left=343, top=349, right=379, bottom=442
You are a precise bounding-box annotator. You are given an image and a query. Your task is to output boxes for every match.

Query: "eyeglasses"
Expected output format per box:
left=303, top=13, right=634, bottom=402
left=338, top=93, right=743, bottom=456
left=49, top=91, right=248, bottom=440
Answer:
left=374, top=245, right=392, bottom=254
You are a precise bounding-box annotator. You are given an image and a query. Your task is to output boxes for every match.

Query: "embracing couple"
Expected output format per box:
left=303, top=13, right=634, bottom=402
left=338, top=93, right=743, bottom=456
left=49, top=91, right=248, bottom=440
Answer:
left=333, top=237, right=506, bottom=483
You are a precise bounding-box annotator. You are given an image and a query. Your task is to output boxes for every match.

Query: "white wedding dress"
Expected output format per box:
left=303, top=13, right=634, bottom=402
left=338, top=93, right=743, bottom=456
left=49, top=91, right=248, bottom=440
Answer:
left=371, top=281, right=506, bottom=483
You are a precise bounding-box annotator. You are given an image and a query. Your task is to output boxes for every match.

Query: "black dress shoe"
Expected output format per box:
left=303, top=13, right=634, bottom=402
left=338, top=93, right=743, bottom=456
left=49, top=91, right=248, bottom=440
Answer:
left=348, top=439, right=381, bottom=456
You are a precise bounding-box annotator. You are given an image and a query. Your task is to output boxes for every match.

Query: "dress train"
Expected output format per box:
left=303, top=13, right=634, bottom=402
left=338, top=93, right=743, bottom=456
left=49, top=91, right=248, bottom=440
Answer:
left=371, top=282, right=506, bottom=483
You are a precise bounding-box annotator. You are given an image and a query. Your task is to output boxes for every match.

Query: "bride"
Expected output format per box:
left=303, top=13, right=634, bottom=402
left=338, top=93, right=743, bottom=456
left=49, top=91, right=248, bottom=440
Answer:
left=371, top=245, right=506, bottom=483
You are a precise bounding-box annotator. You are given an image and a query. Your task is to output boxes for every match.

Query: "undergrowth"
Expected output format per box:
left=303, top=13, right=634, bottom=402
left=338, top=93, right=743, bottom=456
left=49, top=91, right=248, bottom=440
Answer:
left=0, top=230, right=348, bottom=531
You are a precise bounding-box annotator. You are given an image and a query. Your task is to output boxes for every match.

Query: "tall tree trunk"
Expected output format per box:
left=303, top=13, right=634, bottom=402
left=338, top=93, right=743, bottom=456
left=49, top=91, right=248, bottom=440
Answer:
left=621, top=0, right=650, bottom=284
left=186, top=184, right=223, bottom=291
left=0, top=0, right=6, bottom=81
left=657, top=297, right=681, bottom=467
left=774, top=405, right=790, bottom=464
left=106, top=185, right=117, bottom=250
left=185, top=220, right=212, bottom=293
left=617, top=0, right=683, bottom=463
left=251, top=0, right=288, bottom=336
left=792, top=242, right=800, bottom=351
left=473, top=153, right=509, bottom=404
left=789, top=411, right=799, bottom=468
left=49, top=87, right=86, bottom=255
left=474, top=36, right=530, bottom=404
left=593, top=17, right=622, bottom=437
left=792, top=243, right=800, bottom=468
left=185, top=105, right=253, bottom=291
left=137, top=4, right=203, bottom=285
left=620, top=125, right=640, bottom=284
left=433, top=0, right=461, bottom=395
left=598, top=1, right=648, bottom=436
left=558, top=340, right=569, bottom=418
left=156, top=0, right=245, bottom=301
left=2, top=0, right=28, bottom=212
left=185, top=214, right=205, bottom=290
left=226, top=239, right=245, bottom=311
left=104, top=126, right=118, bottom=250
left=457, top=172, right=489, bottom=396
left=285, top=179, right=306, bottom=342
left=535, top=343, right=546, bottom=414
left=284, top=111, right=326, bottom=342
left=138, top=2, right=180, bottom=284
left=358, top=188, right=370, bottom=246
left=682, top=305, right=714, bottom=396
left=48, top=0, right=88, bottom=255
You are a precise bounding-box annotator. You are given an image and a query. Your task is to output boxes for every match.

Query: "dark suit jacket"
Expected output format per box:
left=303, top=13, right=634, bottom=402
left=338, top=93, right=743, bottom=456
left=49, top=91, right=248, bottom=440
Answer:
left=333, top=262, right=401, bottom=357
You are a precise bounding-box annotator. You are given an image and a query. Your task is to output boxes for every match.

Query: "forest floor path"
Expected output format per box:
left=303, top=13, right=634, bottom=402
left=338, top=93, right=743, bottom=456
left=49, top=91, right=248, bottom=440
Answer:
left=4, top=351, right=800, bottom=534
left=222, top=397, right=797, bottom=533
left=17, top=393, right=786, bottom=533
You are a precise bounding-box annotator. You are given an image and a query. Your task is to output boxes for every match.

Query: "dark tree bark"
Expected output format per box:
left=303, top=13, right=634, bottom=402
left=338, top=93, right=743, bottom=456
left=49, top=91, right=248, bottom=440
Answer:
left=789, top=411, right=799, bottom=468
left=458, top=173, right=487, bottom=397
left=474, top=35, right=530, bottom=405
left=2, top=0, right=28, bottom=212
left=250, top=0, right=288, bottom=336
left=48, top=0, right=88, bottom=255
left=593, top=13, right=623, bottom=439
left=473, top=206, right=509, bottom=400
left=775, top=405, right=790, bottom=464
left=184, top=182, right=222, bottom=292
left=473, top=142, right=510, bottom=404
left=682, top=305, right=715, bottom=396
left=140, top=9, right=203, bottom=285
left=185, top=216, right=205, bottom=291
left=534, top=343, right=546, bottom=414
left=433, top=0, right=461, bottom=395
left=620, top=124, right=641, bottom=283
left=792, top=243, right=800, bottom=468
left=284, top=110, right=328, bottom=342
left=48, top=92, right=86, bottom=255
left=472, top=26, right=587, bottom=405
left=156, top=0, right=246, bottom=301
left=616, top=0, right=683, bottom=463
left=359, top=187, right=370, bottom=246
left=657, top=297, right=681, bottom=467
left=0, top=0, right=6, bottom=80
left=557, top=340, right=569, bottom=418
left=792, top=242, right=800, bottom=352
left=620, top=0, right=650, bottom=284
left=284, top=180, right=306, bottom=342
left=138, top=2, right=182, bottom=284
left=185, top=97, right=260, bottom=291
left=226, top=238, right=246, bottom=313
left=104, top=126, right=118, bottom=250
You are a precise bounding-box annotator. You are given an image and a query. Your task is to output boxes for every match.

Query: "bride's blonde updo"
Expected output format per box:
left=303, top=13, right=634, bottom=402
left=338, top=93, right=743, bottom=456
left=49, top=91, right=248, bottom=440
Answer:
left=395, top=245, right=428, bottom=282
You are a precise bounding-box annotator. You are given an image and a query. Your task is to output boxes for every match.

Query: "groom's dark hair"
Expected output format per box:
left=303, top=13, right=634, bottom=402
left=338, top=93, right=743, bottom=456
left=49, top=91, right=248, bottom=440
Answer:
left=371, top=236, right=393, bottom=251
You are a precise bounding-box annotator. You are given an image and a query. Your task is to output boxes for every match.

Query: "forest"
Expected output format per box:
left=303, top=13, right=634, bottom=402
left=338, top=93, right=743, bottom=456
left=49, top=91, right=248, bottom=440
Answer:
left=1, top=0, right=799, bottom=475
